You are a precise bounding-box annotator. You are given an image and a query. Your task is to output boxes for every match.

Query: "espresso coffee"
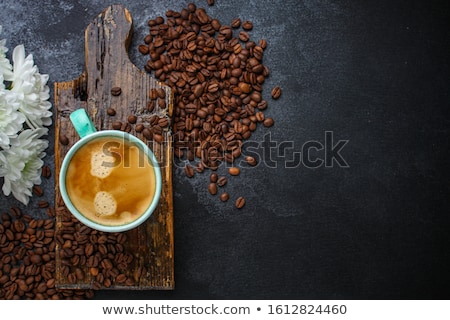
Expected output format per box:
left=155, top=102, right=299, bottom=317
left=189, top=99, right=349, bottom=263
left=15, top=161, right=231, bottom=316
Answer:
left=65, top=136, right=156, bottom=226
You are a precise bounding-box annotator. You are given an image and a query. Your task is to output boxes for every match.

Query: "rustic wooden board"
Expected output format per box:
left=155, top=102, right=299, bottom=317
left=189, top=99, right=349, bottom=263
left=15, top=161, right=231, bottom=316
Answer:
left=53, top=5, right=174, bottom=290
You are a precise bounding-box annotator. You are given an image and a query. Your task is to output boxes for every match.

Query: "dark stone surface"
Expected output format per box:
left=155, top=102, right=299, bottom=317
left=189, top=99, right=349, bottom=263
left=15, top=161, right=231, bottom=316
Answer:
left=0, top=0, right=449, bottom=299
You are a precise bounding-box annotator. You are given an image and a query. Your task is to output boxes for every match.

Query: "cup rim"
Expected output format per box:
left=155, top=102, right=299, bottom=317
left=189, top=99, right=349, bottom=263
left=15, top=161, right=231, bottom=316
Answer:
left=59, top=130, right=162, bottom=232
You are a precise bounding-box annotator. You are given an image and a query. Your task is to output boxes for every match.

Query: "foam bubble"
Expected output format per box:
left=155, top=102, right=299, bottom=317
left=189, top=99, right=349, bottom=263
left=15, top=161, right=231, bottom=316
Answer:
left=94, top=191, right=117, bottom=216
left=91, top=151, right=115, bottom=178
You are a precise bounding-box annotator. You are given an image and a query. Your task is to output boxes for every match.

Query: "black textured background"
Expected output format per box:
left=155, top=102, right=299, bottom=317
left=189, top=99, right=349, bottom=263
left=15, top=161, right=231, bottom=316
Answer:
left=0, top=0, right=449, bottom=299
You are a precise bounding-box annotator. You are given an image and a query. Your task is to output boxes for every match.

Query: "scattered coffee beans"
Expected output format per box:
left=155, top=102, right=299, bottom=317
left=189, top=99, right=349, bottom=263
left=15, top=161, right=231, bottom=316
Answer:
left=140, top=3, right=281, bottom=208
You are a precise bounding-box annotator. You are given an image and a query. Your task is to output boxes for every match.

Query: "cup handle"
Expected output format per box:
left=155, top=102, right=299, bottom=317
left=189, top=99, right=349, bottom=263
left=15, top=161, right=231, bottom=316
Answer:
left=69, top=109, right=97, bottom=138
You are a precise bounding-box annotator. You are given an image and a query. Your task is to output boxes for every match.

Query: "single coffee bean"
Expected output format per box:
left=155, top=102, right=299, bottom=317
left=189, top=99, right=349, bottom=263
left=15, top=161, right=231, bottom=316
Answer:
left=217, top=176, right=227, bottom=187
left=127, top=114, right=137, bottom=124
left=184, top=165, right=194, bottom=178
left=38, top=201, right=49, bottom=208
left=263, top=117, right=274, bottom=127
left=219, top=192, right=229, bottom=202
left=228, top=167, right=240, bottom=176
left=235, top=196, right=246, bottom=209
left=245, top=156, right=257, bottom=166
left=231, top=17, right=241, bottom=28
left=239, top=31, right=250, bottom=42
left=207, top=0, right=214, bottom=6
left=106, top=108, right=116, bottom=116
left=41, top=165, right=51, bottom=179
left=146, top=100, right=155, bottom=112
left=138, top=44, right=149, bottom=55
left=142, top=128, right=153, bottom=140
left=149, top=88, right=158, bottom=100
left=242, top=20, right=253, bottom=31
left=208, top=183, right=218, bottom=195
left=112, top=121, right=122, bottom=130
left=135, top=123, right=144, bottom=133
left=111, top=87, right=122, bottom=96
left=30, top=254, right=42, bottom=265
left=158, top=117, right=169, bottom=128
left=210, top=173, right=218, bottom=183
left=271, top=86, right=282, bottom=99
left=32, top=185, right=44, bottom=197
left=156, top=88, right=166, bottom=99
left=59, top=133, right=69, bottom=145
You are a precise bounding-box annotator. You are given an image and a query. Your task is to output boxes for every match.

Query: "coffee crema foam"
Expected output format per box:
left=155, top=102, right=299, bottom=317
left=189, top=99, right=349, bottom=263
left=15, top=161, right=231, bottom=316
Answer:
left=65, top=136, right=156, bottom=226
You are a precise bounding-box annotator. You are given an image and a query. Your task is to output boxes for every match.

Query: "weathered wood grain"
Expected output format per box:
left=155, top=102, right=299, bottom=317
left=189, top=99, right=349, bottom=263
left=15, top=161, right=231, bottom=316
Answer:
left=54, top=5, right=174, bottom=290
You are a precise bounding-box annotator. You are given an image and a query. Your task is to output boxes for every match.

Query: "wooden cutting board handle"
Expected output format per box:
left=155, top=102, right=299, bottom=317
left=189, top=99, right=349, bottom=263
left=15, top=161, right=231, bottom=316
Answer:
left=54, top=4, right=174, bottom=290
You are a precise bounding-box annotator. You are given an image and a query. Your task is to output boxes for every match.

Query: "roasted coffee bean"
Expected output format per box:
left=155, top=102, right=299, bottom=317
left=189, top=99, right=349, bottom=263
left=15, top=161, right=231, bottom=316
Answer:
left=231, top=17, right=241, bottom=28
left=219, top=192, right=229, bottom=202
left=184, top=165, right=194, bottom=178
left=38, top=201, right=49, bottom=208
left=242, top=20, right=253, bottom=30
left=208, top=183, right=218, bottom=195
left=142, top=128, right=153, bottom=140
left=110, top=87, right=122, bottom=96
left=210, top=173, right=218, bottom=183
left=59, top=133, right=69, bottom=145
left=235, top=196, right=246, bottom=209
left=217, top=176, right=227, bottom=187
left=112, top=121, right=122, bottom=130
left=156, top=88, right=166, bottom=99
left=239, top=31, right=250, bottom=42
left=263, top=117, right=274, bottom=127
left=138, top=44, right=149, bottom=55
left=135, top=123, right=145, bottom=133
left=245, top=156, right=257, bottom=166
left=271, top=86, right=282, bottom=99
left=106, top=108, right=116, bottom=116
left=207, top=0, right=214, bottom=6
left=140, top=4, right=277, bottom=204
left=146, top=100, right=155, bottom=112
left=41, top=165, right=51, bottom=179
left=127, top=114, right=137, bottom=124
left=228, top=167, right=240, bottom=176
left=32, top=185, right=44, bottom=197
left=30, top=254, right=42, bottom=265
left=158, top=117, right=169, bottom=128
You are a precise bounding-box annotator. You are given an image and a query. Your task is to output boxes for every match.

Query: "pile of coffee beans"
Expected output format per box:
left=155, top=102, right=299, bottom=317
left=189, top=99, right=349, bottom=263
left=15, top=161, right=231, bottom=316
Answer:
left=55, top=206, right=138, bottom=290
left=139, top=2, right=281, bottom=208
left=0, top=207, right=94, bottom=299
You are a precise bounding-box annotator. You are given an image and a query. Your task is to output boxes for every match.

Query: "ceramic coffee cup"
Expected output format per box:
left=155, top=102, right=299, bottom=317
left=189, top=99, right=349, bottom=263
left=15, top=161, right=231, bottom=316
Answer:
left=59, top=108, right=162, bottom=232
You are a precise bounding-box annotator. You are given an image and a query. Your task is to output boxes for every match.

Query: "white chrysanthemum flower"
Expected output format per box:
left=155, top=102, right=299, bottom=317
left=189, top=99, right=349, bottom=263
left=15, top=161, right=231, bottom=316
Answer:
left=10, top=45, right=52, bottom=129
left=0, top=128, right=48, bottom=205
left=0, top=73, right=26, bottom=149
left=0, top=25, right=13, bottom=81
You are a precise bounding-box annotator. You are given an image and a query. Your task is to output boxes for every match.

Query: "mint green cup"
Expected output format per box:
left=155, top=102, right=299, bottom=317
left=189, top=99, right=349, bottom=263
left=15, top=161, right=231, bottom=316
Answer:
left=59, top=108, right=162, bottom=232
